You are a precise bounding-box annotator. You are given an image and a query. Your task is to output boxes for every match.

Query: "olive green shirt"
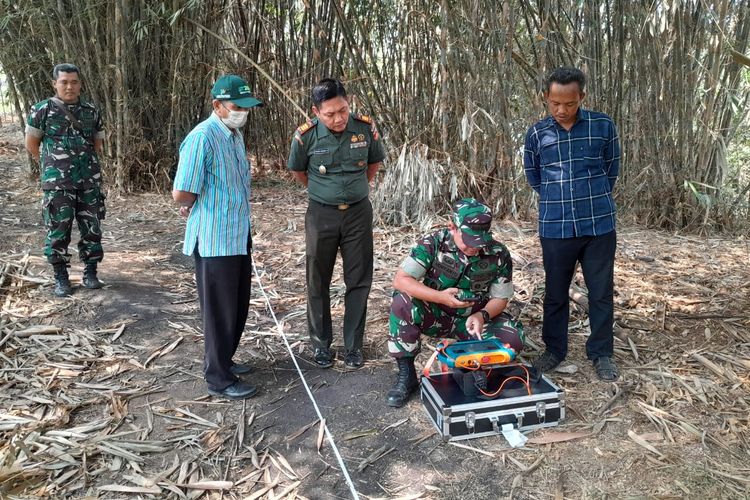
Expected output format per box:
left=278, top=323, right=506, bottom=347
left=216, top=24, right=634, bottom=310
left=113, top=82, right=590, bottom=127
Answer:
left=287, top=113, right=385, bottom=205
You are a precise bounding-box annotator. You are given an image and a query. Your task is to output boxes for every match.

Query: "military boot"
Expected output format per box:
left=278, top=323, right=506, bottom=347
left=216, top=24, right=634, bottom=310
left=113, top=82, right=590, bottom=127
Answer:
left=82, top=262, right=103, bottom=289
left=386, top=357, right=419, bottom=407
left=52, top=263, right=72, bottom=297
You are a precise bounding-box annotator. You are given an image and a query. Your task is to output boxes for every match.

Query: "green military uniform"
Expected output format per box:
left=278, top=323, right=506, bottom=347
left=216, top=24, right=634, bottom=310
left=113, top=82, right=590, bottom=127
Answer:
left=26, top=98, right=105, bottom=265
left=287, top=113, right=386, bottom=354
left=386, top=198, right=524, bottom=407
left=388, top=229, right=524, bottom=358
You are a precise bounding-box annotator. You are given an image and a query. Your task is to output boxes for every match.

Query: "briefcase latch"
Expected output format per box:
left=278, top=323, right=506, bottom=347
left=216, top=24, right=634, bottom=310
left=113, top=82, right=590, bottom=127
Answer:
left=536, top=402, right=547, bottom=423
left=465, top=412, right=476, bottom=433
left=490, top=415, right=500, bottom=434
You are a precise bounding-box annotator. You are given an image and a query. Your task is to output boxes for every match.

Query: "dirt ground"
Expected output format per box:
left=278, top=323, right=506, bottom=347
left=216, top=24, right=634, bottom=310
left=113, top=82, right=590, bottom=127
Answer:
left=1, top=120, right=749, bottom=499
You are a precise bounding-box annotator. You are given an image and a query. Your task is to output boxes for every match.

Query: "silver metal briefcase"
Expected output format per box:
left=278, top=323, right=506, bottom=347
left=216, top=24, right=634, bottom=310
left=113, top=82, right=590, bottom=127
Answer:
left=420, top=366, right=565, bottom=441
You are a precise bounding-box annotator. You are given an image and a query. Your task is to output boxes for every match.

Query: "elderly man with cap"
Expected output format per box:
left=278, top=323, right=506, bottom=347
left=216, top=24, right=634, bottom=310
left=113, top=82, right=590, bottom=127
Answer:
left=172, top=74, right=262, bottom=400
left=385, top=198, right=524, bottom=407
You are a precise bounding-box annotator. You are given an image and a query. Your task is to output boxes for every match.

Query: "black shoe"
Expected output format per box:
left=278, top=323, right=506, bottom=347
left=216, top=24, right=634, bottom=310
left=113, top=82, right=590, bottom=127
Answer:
left=593, top=356, right=619, bottom=382
left=344, top=349, right=364, bottom=369
left=207, top=381, right=258, bottom=400
left=82, top=262, right=103, bottom=289
left=532, top=351, right=563, bottom=373
left=386, top=358, right=419, bottom=407
left=230, top=363, right=254, bottom=375
left=314, top=348, right=334, bottom=368
left=52, top=263, right=72, bottom=297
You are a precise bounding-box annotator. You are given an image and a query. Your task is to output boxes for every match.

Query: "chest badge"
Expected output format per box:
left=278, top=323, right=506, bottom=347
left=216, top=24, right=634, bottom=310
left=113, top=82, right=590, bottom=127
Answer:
left=319, top=165, right=327, bottom=174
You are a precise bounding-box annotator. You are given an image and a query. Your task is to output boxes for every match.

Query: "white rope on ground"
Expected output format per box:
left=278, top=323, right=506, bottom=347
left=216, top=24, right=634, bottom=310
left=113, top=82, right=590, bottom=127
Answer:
left=251, top=259, right=360, bottom=500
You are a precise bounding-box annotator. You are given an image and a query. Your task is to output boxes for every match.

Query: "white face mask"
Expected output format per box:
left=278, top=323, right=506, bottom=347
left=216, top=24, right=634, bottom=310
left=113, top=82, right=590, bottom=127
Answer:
left=220, top=109, right=249, bottom=129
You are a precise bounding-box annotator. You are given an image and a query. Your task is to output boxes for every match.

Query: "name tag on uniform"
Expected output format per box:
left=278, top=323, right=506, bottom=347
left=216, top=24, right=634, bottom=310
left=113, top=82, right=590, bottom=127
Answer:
left=432, top=254, right=462, bottom=280
left=350, top=142, right=368, bottom=149
left=312, top=149, right=329, bottom=155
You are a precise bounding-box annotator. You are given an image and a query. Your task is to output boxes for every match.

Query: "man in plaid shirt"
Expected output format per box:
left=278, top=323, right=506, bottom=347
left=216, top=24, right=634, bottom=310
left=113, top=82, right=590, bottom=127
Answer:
left=523, top=67, right=621, bottom=381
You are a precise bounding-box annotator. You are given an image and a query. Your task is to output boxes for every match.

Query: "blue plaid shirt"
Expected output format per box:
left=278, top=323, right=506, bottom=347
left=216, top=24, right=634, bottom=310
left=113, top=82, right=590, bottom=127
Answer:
left=523, top=109, right=620, bottom=238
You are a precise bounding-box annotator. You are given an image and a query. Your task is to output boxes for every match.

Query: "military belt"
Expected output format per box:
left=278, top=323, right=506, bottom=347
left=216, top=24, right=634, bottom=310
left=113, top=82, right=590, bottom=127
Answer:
left=310, top=198, right=366, bottom=211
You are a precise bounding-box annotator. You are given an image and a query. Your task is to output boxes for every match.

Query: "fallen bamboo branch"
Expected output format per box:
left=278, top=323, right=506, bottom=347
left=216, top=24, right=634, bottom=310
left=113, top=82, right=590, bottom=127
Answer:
left=357, top=445, right=396, bottom=472
left=14, top=325, right=62, bottom=337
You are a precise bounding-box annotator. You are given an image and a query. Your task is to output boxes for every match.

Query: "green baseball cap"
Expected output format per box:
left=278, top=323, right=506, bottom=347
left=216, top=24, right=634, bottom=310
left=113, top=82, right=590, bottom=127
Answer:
left=452, top=198, right=493, bottom=248
left=211, top=74, right=262, bottom=108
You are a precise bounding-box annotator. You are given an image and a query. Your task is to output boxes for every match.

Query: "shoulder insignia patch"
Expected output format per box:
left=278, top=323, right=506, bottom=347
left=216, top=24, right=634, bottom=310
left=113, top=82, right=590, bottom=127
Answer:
left=355, top=113, right=380, bottom=140
left=296, top=118, right=317, bottom=135
left=354, top=114, right=373, bottom=124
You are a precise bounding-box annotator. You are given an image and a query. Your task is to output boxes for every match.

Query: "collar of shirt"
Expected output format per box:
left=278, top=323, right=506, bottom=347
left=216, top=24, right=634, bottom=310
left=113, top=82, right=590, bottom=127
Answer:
left=545, top=108, right=590, bottom=130
left=54, top=98, right=97, bottom=113
left=210, top=111, right=235, bottom=138
left=315, top=118, right=332, bottom=138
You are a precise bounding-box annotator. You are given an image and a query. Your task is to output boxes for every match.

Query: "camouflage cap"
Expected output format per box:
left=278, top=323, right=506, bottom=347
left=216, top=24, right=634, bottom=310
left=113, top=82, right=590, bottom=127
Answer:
left=452, top=198, right=493, bottom=248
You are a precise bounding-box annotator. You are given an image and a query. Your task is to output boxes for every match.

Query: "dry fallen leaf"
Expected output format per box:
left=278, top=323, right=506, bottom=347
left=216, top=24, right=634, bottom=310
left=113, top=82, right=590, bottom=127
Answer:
left=317, top=418, right=326, bottom=452
left=177, top=480, right=233, bottom=490
left=527, top=431, right=591, bottom=445
left=627, top=429, right=664, bottom=457
left=554, top=364, right=579, bottom=374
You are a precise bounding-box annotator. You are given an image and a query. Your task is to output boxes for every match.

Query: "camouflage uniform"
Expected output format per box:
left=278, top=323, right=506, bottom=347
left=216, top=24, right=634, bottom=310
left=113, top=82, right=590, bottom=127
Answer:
left=26, top=98, right=105, bottom=265
left=388, top=229, right=524, bottom=359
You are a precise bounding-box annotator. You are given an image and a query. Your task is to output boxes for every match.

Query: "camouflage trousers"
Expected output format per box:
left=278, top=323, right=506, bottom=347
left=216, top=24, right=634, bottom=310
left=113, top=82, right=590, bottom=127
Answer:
left=42, top=188, right=105, bottom=265
left=388, top=291, right=524, bottom=359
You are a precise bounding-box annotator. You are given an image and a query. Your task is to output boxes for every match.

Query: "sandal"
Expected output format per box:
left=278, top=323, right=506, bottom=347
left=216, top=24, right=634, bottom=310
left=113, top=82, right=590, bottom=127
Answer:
left=593, top=356, right=619, bottom=381
left=531, top=351, right=562, bottom=373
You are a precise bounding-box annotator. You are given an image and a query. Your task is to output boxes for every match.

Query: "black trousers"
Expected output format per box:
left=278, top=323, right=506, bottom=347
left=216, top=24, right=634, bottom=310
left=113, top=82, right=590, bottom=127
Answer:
left=194, top=240, right=251, bottom=391
left=305, top=199, right=373, bottom=352
left=540, top=231, right=616, bottom=361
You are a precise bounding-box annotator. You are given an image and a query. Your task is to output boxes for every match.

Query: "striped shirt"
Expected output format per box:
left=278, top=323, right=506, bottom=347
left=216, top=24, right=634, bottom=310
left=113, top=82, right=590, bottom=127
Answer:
left=173, top=112, right=251, bottom=257
left=523, top=109, right=620, bottom=238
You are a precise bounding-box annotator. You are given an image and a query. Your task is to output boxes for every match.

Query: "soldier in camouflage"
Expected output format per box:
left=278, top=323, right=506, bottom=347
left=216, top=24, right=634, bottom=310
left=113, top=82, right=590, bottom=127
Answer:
left=25, top=63, right=105, bottom=297
left=386, top=198, right=524, bottom=407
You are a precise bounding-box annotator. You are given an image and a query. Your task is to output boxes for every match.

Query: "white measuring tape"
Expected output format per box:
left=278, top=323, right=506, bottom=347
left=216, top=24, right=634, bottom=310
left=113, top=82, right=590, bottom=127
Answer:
left=251, top=259, right=360, bottom=500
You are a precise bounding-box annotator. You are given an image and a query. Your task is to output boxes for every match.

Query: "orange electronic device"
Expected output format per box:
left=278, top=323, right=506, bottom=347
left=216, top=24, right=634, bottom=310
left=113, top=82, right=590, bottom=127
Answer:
left=437, top=339, right=516, bottom=369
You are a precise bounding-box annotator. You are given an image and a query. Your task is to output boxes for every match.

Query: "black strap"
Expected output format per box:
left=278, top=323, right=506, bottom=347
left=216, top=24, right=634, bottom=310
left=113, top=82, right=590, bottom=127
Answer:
left=48, top=97, right=93, bottom=144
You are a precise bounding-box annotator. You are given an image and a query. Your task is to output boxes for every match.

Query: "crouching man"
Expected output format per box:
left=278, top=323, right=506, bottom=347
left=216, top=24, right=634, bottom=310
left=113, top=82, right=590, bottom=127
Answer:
left=386, top=198, right=524, bottom=407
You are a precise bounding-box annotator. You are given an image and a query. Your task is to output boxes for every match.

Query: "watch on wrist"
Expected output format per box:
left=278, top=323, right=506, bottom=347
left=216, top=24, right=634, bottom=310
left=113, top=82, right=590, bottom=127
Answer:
left=480, top=309, right=491, bottom=323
